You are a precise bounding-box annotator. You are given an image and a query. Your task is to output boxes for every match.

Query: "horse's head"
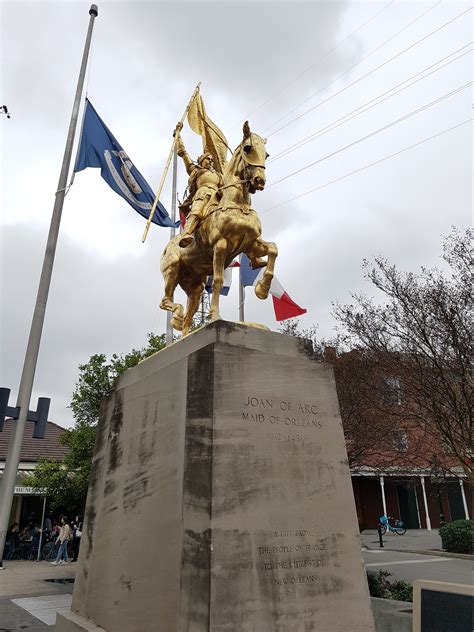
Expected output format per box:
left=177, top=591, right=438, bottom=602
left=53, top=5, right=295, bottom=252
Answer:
left=239, top=121, right=268, bottom=193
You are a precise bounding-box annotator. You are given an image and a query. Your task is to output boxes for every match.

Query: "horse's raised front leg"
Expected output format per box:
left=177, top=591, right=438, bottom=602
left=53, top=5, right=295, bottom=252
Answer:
left=159, top=261, right=184, bottom=332
left=247, top=239, right=278, bottom=300
left=182, top=283, right=205, bottom=336
left=209, top=238, right=227, bottom=321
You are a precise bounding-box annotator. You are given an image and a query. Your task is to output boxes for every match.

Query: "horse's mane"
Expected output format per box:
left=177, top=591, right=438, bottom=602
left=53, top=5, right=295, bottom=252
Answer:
left=222, top=140, right=244, bottom=183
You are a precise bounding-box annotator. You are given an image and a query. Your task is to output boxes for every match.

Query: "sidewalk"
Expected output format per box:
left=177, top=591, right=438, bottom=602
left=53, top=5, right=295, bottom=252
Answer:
left=0, top=559, right=76, bottom=599
left=0, top=561, right=76, bottom=630
left=361, top=528, right=442, bottom=552
left=361, top=528, right=473, bottom=560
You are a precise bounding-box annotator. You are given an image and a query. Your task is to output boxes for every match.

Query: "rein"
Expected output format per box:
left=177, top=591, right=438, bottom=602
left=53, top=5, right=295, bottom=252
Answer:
left=219, top=179, right=248, bottom=192
left=219, top=143, right=265, bottom=193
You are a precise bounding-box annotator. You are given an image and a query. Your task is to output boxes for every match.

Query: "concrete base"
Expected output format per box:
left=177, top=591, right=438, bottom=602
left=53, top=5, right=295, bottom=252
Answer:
left=57, top=599, right=406, bottom=632
left=56, top=612, right=105, bottom=632
left=57, top=598, right=408, bottom=632
left=56, top=321, right=375, bottom=631
left=371, top=597, right=412, bottom=632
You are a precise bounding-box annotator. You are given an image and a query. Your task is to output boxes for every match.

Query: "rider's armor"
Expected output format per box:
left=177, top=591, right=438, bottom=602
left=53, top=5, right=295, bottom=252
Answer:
left=180, top=167, right=222, bottom=219
left=177, top=140, right=223, bottom=247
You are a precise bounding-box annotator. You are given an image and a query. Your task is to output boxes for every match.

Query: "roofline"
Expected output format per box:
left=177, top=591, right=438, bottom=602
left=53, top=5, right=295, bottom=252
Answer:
left=2, top=418, right=69, bottom=431
left=44, top=420, right=69, bottom=431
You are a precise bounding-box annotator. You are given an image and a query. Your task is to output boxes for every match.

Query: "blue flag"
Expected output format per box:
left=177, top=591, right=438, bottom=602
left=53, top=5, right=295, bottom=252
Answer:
left=74, top=99, right=178, bottom=228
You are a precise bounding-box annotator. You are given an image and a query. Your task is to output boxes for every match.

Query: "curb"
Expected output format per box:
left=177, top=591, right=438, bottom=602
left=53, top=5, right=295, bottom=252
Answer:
left=362, top=544, right=473, bottom=561
left=389, top=548, right=473, bottom=561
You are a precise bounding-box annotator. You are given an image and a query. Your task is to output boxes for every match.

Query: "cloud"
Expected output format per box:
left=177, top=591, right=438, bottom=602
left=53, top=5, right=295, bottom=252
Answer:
left=1, top=1, right=471, bottom=429
left=1, top=223, right=168, bottom=427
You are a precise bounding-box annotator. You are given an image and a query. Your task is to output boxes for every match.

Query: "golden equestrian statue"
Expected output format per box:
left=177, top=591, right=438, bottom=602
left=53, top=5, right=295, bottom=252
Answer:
left=158, top=89, right=278, bottom=336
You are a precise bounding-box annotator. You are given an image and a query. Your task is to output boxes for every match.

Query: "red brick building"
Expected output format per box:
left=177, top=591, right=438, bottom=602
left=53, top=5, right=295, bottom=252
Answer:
left=351, top=468, right=470, bottom=530
left=326, top=348, right=472, bottom=529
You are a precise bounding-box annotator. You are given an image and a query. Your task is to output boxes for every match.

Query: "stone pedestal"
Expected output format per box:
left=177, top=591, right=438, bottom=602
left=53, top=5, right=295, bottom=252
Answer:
left=56, top=321, right=374, bottom=632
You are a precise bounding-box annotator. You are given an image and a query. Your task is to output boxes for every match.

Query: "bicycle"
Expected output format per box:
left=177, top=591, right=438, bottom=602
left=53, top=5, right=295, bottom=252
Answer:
left=41, top=539, right=74, bottom=561
left=378, top=515, right=406, bottom=535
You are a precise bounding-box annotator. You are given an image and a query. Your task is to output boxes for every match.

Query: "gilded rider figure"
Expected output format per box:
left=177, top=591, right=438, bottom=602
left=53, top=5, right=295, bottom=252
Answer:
left=175, top=126, right=223, bottom=248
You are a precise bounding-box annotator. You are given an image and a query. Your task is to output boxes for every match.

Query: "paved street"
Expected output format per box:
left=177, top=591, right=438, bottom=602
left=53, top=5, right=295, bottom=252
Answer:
left=361, top=528, right=473, bottom=585
left=363, top=549, right=473, bottom=585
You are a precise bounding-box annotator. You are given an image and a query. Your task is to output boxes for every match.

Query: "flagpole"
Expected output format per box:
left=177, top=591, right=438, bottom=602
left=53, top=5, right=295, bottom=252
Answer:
left=165, top=144, right=178, bottom=346
left=0, top=4, right=98, bottom=567
left=36, top=495, right=47, bottom=562
left=142, top=82, right=201, bottom=243
left=239, top=254, right=245, bottom=322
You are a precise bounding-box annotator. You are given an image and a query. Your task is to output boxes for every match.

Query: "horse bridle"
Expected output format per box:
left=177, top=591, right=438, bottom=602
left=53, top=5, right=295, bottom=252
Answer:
left=240, top=133, right=267, bottom=169
left=219, top=134, right=266, bottom=192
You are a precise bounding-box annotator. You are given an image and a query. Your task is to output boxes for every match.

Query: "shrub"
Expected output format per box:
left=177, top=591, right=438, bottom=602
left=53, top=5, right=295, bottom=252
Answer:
left=390, top=579, right=413, bottom=602
left=367, top=570, right=413, bottom=602
left=367, top=569, right=391, bottom=599
left=439, top=519, right=473, bottom=554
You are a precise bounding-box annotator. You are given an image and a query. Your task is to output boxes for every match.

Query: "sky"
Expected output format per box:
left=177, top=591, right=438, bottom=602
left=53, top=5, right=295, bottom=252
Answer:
left=0, top=0, right=472, bottom=428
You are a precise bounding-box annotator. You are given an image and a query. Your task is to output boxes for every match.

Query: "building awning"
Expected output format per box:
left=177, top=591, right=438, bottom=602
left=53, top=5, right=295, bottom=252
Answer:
left=0, top=468, right=45, bottom=494
left=13, top=485, right=46, bottom=496
left=351, top=466, right=466, bottom=479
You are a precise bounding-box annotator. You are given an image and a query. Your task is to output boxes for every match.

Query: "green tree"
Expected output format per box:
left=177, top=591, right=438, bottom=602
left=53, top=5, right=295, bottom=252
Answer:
left=25, top=333, right=166, bottom=512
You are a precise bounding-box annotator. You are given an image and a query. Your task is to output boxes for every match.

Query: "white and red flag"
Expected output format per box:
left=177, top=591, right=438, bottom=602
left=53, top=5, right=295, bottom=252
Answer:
left=205, top=260, right=240, bottom=296
left=239, top=255, right=306, bottom=321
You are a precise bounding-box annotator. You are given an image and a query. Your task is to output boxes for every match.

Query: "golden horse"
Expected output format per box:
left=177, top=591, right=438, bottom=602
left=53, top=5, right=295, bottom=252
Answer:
left=160, top=122, right=278, bottom=335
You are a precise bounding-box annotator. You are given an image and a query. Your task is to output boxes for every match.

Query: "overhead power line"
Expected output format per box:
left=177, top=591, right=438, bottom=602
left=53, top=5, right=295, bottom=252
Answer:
left=263, top=0, right=443, bottom=135
left=267, top=82, right=472, bottom=190
left=266, top=4, right=472, bottom=138
left=260, top=118, right=472, bottom=215
left=233, top=0, right=395, bottom=128
left=269, top=44, right=473, bottom=164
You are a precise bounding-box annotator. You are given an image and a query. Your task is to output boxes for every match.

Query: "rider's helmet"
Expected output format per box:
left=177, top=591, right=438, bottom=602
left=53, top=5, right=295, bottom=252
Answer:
left=197, top=151, right=213, bottom=167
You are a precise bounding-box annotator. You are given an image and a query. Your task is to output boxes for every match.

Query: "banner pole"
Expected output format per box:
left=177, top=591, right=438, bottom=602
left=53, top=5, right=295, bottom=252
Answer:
left=165, top=144, right=178, bottom=345
left=142, top=82, right=201, bottom=243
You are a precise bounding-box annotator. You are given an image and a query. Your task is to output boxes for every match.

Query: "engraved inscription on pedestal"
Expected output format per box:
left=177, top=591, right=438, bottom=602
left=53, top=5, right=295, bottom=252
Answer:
left=57, top=322, right=375, bottom=632
left=242, top=395, right=321, bottom=437
left=210, top=338, right=374, bottom=631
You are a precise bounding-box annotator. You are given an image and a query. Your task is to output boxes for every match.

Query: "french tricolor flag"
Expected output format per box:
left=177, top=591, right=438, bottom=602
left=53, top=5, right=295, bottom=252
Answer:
left=240, top=254, right=307, bottom=321
left=205, top=265, right=235, bottom=296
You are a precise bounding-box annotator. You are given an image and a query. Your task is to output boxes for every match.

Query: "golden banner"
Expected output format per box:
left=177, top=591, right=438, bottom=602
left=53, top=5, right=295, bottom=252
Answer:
left=188, top=93, right=228, bottom=174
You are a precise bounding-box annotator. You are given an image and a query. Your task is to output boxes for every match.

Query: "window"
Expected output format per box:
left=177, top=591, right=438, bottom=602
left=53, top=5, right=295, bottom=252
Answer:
left=391, top=429, right=408, bottom=452
left=384, top=377, right=402, bottom=405
left=441, top=438, right=455, bottom=455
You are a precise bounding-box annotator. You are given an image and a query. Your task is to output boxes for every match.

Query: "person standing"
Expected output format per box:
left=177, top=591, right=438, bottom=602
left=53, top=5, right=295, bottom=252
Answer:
left=71, top=515, right=83, bottom=562
left=43, top=514, right=52, bottom=533
left=51, top=516, right=71, bottom=565
left=4, top=524, right=19, bottom=560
